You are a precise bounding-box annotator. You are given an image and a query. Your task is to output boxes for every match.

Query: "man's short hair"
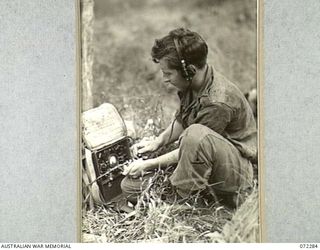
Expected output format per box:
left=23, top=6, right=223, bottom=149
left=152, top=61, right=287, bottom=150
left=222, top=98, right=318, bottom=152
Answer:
left=151, top=28, right=208, bottom=70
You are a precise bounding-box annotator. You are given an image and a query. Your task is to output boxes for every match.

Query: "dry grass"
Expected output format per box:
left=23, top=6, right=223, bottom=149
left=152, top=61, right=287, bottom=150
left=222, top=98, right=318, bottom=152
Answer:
left=82, top=168, right=259, bottom=243
left=220, top=188, right=259, bottom=243
left=82, top=202, right=231, bottom=242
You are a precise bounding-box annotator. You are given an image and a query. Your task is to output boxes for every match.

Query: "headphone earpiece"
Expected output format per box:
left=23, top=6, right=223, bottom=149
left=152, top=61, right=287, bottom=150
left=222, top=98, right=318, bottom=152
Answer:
left=186, top=65, right=196, bottom=78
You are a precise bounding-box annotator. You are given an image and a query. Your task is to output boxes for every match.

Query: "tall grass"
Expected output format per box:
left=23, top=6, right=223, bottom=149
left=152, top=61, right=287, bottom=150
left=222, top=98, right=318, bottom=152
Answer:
left=82, top=167, right=259, bottom=243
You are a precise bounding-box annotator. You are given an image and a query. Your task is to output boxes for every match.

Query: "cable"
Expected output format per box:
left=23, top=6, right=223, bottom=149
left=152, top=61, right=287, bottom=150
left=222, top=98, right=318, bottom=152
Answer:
left=166, top=116, right=177, bottom=146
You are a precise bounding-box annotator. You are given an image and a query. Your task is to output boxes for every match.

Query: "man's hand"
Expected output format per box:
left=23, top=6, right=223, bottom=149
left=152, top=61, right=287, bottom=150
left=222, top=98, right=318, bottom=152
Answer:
left=123, top=149, right=179, bottom=178
left=122, top=159, right=154, bottom=178
left=131, top=137, right=162, bottom=158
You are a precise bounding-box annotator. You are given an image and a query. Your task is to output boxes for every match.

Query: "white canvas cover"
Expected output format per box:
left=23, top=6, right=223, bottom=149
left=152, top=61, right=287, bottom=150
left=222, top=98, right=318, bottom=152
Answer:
left=82, top=103, right=127, bottom=150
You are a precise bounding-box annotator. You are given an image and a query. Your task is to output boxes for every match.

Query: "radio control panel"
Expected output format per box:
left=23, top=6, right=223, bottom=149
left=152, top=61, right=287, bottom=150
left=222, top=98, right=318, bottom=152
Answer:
left=91, top=137, right=132, bottom=201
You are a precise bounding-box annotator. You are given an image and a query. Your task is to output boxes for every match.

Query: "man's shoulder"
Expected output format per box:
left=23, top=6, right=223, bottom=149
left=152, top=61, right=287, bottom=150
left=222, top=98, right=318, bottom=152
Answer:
left=205, top=70, right=246, bottom=108
left=213, top=70, right=243, bottom=96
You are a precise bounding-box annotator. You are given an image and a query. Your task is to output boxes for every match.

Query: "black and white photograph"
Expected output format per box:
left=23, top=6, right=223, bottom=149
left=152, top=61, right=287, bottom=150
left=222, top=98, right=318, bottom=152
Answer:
left=81, top=0, right=261, bottom=243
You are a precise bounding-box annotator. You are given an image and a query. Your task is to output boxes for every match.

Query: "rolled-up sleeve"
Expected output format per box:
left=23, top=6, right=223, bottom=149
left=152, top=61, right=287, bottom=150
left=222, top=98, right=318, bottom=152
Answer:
left=194, top=102, right=233, bottom=135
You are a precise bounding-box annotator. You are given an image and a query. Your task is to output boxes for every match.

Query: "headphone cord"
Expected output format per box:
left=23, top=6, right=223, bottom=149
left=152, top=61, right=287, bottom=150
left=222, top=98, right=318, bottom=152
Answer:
left=164, top=115, right=177, bottom=147
left=164, top=82, right=191, bottom=147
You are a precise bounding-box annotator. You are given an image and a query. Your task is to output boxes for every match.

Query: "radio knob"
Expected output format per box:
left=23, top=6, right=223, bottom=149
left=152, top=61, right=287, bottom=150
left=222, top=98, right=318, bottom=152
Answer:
left=100, top=163, right=107, bottom=170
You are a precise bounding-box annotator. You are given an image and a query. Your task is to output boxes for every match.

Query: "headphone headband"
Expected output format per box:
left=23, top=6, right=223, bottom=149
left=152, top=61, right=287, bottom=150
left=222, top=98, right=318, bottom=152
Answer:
left=173, top=38, right=192, bottom=81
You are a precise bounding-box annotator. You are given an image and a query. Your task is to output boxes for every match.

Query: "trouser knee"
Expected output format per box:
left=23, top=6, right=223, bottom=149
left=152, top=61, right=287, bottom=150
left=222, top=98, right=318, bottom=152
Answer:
left=120, top=174, right=153, bottom=204
left=180, top=124, right=218, bottom=150
left=120, top=176, right=141, bottom=204
left=171, top=123, right=252, bottom=195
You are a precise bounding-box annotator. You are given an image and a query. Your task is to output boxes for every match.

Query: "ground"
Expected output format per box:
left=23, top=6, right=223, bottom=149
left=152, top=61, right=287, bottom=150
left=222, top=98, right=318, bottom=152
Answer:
left=82, top=0, right=258, bottom=243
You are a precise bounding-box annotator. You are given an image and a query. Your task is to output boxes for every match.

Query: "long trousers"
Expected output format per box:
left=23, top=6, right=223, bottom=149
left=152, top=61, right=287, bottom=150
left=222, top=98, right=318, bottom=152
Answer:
left=121, top=124, right=253, bottom=206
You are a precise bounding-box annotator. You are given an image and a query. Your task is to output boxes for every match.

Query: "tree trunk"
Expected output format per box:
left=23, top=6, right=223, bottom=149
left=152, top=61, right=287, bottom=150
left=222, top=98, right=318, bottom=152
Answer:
left=81, top=0, right=94, bottom=111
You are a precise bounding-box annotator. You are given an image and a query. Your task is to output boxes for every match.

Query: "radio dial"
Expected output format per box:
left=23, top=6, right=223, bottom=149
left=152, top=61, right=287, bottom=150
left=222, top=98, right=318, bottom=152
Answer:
left=109, top=155, right=118, bottom=167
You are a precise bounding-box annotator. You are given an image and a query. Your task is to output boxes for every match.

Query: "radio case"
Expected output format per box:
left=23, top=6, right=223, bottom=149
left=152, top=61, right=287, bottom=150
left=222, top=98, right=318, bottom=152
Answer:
left=82, top=103, right=132, bottom=203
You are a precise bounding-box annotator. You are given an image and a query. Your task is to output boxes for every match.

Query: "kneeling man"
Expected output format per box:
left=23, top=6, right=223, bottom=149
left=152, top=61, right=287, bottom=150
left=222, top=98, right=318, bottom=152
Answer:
left=121, top=28, right=257, bottom=208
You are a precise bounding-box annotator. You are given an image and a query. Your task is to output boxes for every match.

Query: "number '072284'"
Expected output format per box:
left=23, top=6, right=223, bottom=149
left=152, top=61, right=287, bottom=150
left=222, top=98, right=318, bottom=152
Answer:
left=300, top=244, right=318, bottom=248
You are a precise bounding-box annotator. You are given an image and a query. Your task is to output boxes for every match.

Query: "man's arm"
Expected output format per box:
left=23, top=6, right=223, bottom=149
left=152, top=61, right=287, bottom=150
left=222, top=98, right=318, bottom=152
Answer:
left=124, top=120, right=183, bottom=177
left=134, top=119, right=184, bottom=156
left=123, top=149, right=179, bottom=177
left=147, top=148, right=179, bottom=169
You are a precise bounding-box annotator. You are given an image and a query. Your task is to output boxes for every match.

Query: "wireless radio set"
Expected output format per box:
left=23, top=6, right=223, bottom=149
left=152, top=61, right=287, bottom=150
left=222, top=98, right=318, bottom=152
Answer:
left=82, top=103, right=132, bottom=204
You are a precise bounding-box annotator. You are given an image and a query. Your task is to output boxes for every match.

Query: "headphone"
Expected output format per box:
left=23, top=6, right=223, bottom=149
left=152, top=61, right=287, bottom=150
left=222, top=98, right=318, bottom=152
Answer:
left=173, top=37, right=196, bottom=82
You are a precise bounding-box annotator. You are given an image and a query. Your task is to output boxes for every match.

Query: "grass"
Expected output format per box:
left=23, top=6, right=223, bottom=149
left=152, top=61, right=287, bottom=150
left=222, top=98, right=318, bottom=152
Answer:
left=81, top=0, right=259, bottom=243
left=82, top=166, right=259, bottom=243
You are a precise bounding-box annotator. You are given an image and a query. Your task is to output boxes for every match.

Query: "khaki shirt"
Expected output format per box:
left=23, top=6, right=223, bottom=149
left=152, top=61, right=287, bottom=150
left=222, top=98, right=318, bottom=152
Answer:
left=176, top=65, right=257, bottom=161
